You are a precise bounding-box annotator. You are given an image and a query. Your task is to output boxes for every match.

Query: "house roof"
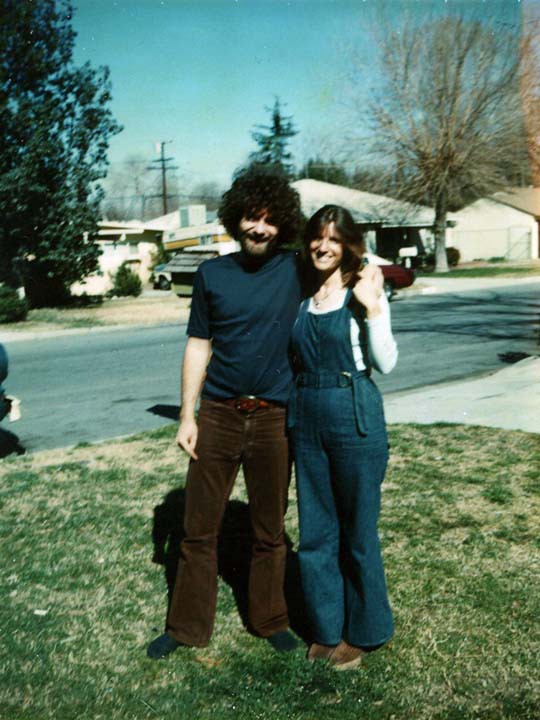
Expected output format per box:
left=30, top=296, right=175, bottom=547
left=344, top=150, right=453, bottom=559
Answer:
left=291, top=179, right=438, bottom=228
left=165, top=222, right=225, bottom=243
left=98, top=220, right=146, bottom=231
left=492, top=188, right=540, bottom=218
left=144, top=210, right=181, bottom=231
left=97, top=220, right=149, bottom=239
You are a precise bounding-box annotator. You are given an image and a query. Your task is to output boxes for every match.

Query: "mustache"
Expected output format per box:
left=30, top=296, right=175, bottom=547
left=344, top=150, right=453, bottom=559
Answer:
left=243, top=230, right=272, bottom=242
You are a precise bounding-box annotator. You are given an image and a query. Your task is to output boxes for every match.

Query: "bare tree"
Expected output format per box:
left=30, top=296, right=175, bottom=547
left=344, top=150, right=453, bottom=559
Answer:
left=102, top=154, right=182, bottom=221
left=188, top=181, right=223, bottom=212
left=521, top=2, right=540, bottom=185
left=356, top=12, right=532, bottom=271
left=102, top=155, right=150, bottom=220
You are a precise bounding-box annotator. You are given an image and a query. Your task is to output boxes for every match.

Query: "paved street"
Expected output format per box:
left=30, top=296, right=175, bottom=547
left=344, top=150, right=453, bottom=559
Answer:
left=377, top=282, right=540, bottom=393
left=4, top=324, right=186, bottom=452
left=3, top=282, right=539, bottom=452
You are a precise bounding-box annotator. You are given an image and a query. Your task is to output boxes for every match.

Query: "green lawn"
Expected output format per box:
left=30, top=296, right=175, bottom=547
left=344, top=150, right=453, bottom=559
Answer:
left=1, top=423, right=539, bottom=720
left=419, top=265, right=540, bottom=279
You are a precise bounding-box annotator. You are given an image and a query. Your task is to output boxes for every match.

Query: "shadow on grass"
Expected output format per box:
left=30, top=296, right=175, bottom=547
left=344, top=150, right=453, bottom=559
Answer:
left=151, top=488, right=310, bottom=644
left=0, top=426, right=25, bottom=458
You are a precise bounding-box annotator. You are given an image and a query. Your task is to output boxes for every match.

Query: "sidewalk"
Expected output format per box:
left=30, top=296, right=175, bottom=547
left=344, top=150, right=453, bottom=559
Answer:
left=399, top=273, right=540, bottom=297
left=391, top=275, right=540, bottom=435
left=385, top=356, right=540, bottom=434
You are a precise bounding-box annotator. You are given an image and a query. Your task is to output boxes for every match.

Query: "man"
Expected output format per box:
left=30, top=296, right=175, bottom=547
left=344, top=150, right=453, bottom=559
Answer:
left=147, top=164, right=303, bottom=659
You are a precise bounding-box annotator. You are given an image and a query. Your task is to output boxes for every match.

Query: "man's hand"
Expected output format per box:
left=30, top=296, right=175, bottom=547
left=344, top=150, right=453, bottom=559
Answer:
left=176, top=417, right=199, bottom=460
left=353, top=263, right=384, bottom=319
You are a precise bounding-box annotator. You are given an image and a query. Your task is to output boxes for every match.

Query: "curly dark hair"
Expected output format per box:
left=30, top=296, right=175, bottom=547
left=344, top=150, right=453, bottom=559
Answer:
left=218, top=163, right=302, bottom=245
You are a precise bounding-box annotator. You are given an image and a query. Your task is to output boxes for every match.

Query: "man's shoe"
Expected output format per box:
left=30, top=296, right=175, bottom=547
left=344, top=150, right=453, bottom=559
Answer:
left=267, top=630, right=298, bottom=652
left=307, top=643, right=337, bottom=662
left=146, top=633, right=181, bottom=660
left=329, top=641, right=365, bottom=670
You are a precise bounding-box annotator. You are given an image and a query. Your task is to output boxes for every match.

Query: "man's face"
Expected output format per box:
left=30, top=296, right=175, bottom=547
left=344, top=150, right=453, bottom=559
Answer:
left=238, top=211, right=279, bottom=259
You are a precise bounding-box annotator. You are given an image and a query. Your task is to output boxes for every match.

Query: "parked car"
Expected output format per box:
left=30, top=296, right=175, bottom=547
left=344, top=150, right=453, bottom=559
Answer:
left=152, top=263, right=172, bottom=291
left=365, top=252, right=415, bottom=300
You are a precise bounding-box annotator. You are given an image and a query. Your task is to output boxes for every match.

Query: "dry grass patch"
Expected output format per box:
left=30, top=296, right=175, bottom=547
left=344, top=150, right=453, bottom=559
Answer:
left=0, top=293, right=190, bottom=334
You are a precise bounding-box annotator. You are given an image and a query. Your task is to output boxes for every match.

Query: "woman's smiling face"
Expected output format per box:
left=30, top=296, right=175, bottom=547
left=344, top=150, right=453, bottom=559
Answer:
left=309, top=222, right=344, bottom=273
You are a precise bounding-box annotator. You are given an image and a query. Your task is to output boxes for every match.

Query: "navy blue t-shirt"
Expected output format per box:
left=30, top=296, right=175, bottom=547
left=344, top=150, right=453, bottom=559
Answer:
left=187, top=250, right=301, bottom=404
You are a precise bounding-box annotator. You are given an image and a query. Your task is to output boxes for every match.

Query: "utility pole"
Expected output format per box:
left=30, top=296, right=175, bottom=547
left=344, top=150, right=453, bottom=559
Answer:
left=147, top=141, right=178, bottom=215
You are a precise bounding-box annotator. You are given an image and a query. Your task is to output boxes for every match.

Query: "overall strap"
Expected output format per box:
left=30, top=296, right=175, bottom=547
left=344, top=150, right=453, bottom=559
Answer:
left=298, top=297, right=310, bottom=317
left=347, top=291, right=372, bottom=377
left=290, top=298, right=310, bottom=375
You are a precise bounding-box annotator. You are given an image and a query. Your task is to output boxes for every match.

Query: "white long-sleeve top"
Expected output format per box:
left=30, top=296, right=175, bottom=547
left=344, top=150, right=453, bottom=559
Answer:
left=307, top=289, right=398, bottom=374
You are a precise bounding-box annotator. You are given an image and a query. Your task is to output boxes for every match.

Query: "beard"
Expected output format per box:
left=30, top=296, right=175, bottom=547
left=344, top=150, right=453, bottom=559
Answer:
left=239, top=231, right=278, bottom=259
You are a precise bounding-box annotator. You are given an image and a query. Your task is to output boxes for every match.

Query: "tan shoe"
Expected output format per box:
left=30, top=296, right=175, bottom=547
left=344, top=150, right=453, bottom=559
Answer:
left=329, top=641, right=365, bottom=670
left=307, top=643, right=337, bottom=662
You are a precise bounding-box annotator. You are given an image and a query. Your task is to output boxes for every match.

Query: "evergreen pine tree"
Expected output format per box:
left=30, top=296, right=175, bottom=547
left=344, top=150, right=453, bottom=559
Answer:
left=249, top=98, right=298, bottom=177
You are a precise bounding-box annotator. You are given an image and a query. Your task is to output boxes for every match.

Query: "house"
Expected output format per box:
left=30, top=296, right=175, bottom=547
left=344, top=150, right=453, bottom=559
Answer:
left=292, top=179, right=442, bottom=261
left=157, top=205, right=230, bottom=252
left=71, top=220, right=161, bottom=295
left=72, top=204, right=229, bottom=295
left=446, top=188, right=540, bottom=262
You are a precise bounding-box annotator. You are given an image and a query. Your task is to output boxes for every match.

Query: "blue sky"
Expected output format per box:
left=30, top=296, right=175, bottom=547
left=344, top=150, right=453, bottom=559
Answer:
left=72, top=0, right=521, bottom=190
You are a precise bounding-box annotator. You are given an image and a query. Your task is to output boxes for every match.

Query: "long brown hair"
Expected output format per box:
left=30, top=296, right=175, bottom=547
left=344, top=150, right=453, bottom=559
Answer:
left=303, top=205, right=365, bottom=292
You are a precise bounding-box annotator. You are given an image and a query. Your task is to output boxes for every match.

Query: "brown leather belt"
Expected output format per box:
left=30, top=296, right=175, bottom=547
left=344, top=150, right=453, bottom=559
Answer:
left=222, top=396, right=277, bottom=413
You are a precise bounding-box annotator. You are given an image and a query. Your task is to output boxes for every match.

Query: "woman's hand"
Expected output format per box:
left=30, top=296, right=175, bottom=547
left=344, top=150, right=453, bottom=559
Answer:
left=353, top=264, right=383, bottom=319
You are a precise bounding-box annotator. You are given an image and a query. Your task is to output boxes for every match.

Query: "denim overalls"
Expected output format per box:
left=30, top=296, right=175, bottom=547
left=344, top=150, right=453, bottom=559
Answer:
left=289, top=291, right=394, bottom=648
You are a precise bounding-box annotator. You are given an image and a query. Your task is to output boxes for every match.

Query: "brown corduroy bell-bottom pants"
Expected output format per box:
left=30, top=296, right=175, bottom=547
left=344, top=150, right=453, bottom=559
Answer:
left=166, top=399, right=291, bottom=647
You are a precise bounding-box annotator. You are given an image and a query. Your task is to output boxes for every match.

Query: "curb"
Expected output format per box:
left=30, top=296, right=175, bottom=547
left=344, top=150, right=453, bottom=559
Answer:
left=0, top=321, right=185, bottom=344
left=2, top=275, right=539, bottom=343
left=396, top=274, right=540, bottom=299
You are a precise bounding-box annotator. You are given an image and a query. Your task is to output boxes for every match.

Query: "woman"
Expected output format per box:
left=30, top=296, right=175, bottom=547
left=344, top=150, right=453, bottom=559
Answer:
left=289, top=205, right=398, bottom=670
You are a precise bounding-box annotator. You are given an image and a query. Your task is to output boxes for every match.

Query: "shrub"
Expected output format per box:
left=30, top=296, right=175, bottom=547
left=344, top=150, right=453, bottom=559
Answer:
left=0, top=285, right=28, bottom=323
left=67, top=293, right=104, bottom=307
left=109, top=263, right=142, bottom=297
left=421, top=247, right=460, bottom=269
left=446, top=247, right=461, bottom=267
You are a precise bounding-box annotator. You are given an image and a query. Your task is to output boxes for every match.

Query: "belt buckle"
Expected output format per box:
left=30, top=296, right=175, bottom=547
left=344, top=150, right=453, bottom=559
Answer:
left=235, top=395, right=258, bottom=413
